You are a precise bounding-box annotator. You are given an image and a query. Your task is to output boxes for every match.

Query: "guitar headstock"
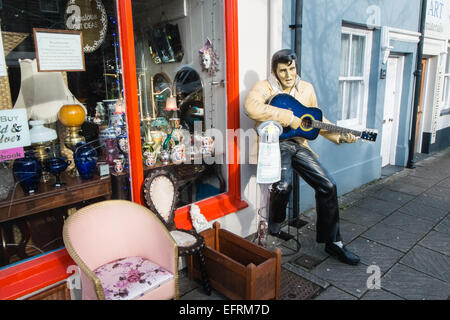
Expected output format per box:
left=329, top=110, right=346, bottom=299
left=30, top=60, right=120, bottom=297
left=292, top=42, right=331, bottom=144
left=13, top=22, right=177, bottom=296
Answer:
left=360, top=130, right=378, bottom=142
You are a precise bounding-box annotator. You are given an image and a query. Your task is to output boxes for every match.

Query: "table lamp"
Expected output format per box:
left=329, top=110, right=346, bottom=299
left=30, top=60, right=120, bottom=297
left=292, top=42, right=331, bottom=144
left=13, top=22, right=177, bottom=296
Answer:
left=58, top=103, right=86, bottom=152
left=29, top=120, right=57, bottom=183
left=165, top=94, right=180, bottom=129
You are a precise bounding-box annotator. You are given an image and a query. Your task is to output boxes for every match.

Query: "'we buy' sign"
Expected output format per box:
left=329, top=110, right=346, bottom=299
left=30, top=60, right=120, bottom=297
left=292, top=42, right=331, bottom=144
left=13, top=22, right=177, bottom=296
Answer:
left=0, top=109, right=31, bottom=156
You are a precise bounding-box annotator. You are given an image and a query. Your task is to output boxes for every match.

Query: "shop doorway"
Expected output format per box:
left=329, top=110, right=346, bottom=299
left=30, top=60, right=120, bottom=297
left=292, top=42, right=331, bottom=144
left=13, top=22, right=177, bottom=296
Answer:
left=414, top=58, right=428, bottom=153
left=381, top=55, right=404, bottom=167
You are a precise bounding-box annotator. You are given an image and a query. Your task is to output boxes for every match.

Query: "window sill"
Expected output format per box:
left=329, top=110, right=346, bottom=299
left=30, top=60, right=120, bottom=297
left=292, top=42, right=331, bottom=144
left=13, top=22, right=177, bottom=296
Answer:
left=174, top=192, right=248, bottom=230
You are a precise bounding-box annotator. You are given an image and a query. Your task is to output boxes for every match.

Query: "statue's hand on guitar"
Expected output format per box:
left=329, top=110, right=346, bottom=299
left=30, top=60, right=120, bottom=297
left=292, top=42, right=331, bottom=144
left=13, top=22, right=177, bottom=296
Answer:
left=290, top=116, right=302, bottom=130
left=339, top=133, right=359, bottom=144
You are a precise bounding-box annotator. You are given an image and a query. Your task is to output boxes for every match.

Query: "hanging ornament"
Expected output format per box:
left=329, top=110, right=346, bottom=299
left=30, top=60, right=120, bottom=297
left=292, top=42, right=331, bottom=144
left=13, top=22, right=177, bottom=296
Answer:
left=199, top=38, right=219, bottom=77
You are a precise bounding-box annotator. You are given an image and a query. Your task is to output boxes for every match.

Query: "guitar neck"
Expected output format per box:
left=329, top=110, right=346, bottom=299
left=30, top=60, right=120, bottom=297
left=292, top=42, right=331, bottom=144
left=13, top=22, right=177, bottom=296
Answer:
left=312, top=120, right=362, bottom=137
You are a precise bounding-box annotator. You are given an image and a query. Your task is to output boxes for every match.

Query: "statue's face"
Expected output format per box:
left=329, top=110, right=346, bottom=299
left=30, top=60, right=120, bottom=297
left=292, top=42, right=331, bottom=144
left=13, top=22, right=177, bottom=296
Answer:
left=275, top=60, right=297, bottom=90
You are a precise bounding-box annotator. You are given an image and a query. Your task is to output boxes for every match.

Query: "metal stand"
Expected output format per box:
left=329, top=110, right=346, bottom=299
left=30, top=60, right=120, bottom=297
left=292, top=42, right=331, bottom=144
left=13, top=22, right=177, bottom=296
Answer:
left=281, top=170, right=302, bottom=257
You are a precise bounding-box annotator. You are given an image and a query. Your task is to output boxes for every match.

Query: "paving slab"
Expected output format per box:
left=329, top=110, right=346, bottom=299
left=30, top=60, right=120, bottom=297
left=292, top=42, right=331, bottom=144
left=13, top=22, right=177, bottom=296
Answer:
left=361, top=223, right=423, bottom=253
left=434, top=214, right=450, bottom=234
left=419, top=231, right=450, bottom=256
left=340, top=206, right=387, bottom=228
left=410, top=193, right=450, bottom=212
left=398, top=200, right=447, bottom=223
left=390, top=175, right=439, bottom=189
left=360, top=289, right=404, bottom=300
left=282, top=228, right=329, bottom=261
left=371, top=188, right=415, bottom=206
left=345, top=237, right=403, bottom=273
left=339, top=219, right=368, bottom=243
left=310, top=258, right=371, bottom=298
left=381, top=264, right=450, bottom=300
left=400, top=245, right=450, bottom=283
left=312, top=286, right=357, bottom=300
left=437, top=177, right=450, bottom=189
left=380, top=211, right=436, bottom=236
left=385, top=183, right=427, bottom=196
left=354, top=197, right=402, bottom=216
left=304, top=217, right=367, bottom=243
left=424, top=185, right=450, bottom=199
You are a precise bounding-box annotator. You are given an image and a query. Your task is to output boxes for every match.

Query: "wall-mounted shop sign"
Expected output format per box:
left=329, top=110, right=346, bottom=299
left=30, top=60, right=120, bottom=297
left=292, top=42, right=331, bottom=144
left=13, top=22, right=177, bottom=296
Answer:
left=0, top=109, right=31, bottom=151
left=425, top=0, right=450, bottom=39
left=33, top=28, right=86, bottom=72
left=65, top=0, right=108, bottom=53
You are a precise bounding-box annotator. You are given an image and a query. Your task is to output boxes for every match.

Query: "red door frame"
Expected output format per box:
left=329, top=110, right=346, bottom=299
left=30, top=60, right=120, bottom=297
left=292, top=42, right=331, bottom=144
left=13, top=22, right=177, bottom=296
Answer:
left=0, top=0, right=246, bottom=300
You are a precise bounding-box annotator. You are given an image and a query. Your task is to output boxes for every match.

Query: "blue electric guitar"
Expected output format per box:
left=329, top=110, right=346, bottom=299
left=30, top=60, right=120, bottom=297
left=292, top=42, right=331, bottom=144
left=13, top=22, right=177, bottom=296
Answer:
left=268, top=93, right=377, bottom=142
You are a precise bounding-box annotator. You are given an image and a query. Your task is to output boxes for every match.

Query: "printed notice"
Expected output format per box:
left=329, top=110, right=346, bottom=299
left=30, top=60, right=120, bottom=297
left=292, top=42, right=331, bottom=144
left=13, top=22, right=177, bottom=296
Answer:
left=33, top=28, right=85, bottom=72
left=0, top=109, right=31, bottom=151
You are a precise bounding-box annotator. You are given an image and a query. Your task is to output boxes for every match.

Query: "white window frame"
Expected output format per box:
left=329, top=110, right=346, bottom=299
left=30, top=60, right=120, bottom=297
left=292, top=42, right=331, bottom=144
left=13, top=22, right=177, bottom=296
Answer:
left=39, top=0, right=59, bottom=13
left=441, top=46, right=450, bottom=115
left=338, top=26, right=373, bottom=129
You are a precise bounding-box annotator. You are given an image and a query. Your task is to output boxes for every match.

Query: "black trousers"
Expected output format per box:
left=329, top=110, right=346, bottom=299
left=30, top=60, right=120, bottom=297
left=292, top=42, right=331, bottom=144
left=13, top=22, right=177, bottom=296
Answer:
left=269, top=140, right=342, bottom=244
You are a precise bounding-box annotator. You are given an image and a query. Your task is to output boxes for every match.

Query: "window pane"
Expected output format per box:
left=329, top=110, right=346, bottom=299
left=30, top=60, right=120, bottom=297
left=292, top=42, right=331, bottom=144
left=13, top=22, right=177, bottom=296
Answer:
left=0, top=0, right=128, bottom=268
left=340, top=34, right=350, bottom=76
left=132, top=0, right=228, bottom=208
left=338, top=81, right=344, bottom=120
left=350, top=35, right=365, bottom=76
left=339, top=80, right=363, bottom=121
left=443, top=76, right=450, bottom=108
left=347, top=81, right=362, bottom=119
left=446, top=51, right=450, bottom=74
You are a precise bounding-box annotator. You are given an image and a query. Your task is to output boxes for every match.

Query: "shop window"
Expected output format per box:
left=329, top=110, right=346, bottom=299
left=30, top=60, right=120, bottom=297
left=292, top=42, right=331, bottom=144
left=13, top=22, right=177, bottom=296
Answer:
left=441, top=48, right=450, bottom=115
left=39, top=0, right=59, bottom=13
left=338, top=26, right=372, bottom=128
left=132, top=0, right=227, bottom=209
left=0, top=0, right=129, bottom=268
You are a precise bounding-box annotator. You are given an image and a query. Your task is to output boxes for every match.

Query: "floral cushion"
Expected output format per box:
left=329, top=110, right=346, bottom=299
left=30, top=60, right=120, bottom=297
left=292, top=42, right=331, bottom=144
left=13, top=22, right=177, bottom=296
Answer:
left=93, top=256, right=173, bottom=300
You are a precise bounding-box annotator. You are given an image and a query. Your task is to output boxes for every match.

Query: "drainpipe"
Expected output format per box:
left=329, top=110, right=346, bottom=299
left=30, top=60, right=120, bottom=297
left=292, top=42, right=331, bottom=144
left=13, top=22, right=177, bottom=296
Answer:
left=406, top=0, right=427, bottom=169
left=290, top=0, right=303, bottom=76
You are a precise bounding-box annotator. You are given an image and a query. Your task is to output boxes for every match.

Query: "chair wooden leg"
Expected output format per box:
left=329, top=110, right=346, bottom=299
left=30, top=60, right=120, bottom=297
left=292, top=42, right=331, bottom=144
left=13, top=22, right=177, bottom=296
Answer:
left=197, top=250, right=211, bottom=295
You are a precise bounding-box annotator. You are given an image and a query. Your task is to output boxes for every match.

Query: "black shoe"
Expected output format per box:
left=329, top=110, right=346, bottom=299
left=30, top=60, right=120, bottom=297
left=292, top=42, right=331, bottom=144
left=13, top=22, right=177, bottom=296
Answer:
left=325, top=243, right=360, bottom=265
left=269, top=230, right=294, bottom=241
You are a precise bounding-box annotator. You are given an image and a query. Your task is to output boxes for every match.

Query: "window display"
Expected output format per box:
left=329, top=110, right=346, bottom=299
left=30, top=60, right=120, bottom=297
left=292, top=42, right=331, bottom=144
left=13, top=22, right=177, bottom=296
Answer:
left=0, top=0, right=127, bottom=268
left=132, top=0, right=228, bottom=208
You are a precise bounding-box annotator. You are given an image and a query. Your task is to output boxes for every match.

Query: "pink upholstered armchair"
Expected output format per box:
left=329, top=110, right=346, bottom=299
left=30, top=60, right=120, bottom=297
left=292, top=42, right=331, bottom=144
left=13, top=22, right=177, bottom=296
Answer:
left=63, top=200, right=178, bottom=300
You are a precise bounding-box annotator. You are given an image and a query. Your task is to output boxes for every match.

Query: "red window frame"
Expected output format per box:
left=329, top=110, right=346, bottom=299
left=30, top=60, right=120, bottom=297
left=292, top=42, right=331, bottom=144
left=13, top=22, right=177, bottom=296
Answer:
left=0, top=0, right=246, bottom=300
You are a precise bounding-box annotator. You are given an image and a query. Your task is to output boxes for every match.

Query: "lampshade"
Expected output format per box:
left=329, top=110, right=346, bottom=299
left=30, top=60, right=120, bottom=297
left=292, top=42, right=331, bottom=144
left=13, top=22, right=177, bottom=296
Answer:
left=165, top=96, right=178, bottom=111
left=13, top=59, right=85, bottom=123
left=29, top=120, right=57, bottom=144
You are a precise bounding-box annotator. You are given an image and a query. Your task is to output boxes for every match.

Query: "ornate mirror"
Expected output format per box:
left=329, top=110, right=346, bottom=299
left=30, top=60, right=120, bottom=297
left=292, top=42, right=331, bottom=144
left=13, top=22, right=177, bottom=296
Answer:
left=174, top=67, right=205, bottom=133
left=148, top=23, right=184, bottom=64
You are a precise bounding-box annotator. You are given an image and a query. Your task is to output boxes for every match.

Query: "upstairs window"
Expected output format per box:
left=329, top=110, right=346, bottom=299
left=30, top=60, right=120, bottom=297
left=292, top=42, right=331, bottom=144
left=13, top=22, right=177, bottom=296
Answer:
left=338, top=26, right=373, bottom=128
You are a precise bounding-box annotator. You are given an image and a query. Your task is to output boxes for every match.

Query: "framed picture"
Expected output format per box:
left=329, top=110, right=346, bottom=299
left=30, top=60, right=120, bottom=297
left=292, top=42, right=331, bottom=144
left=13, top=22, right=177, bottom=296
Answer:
left=33, top=28, right=85, bottom=72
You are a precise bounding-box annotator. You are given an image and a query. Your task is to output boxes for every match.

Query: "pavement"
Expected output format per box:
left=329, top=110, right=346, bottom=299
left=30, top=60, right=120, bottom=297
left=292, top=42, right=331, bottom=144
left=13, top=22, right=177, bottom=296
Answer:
left=178, top=147, right=450, bottom=300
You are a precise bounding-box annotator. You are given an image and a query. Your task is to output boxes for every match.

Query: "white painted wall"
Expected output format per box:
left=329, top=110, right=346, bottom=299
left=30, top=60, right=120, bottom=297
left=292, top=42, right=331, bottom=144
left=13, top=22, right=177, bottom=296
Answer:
left=210, top=0, right=275, bottom=238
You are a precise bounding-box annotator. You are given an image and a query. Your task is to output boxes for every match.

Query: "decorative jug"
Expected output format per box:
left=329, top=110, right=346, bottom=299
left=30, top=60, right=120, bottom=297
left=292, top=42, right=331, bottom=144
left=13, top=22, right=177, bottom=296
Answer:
left=74, top=142, right=98, bottom=180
